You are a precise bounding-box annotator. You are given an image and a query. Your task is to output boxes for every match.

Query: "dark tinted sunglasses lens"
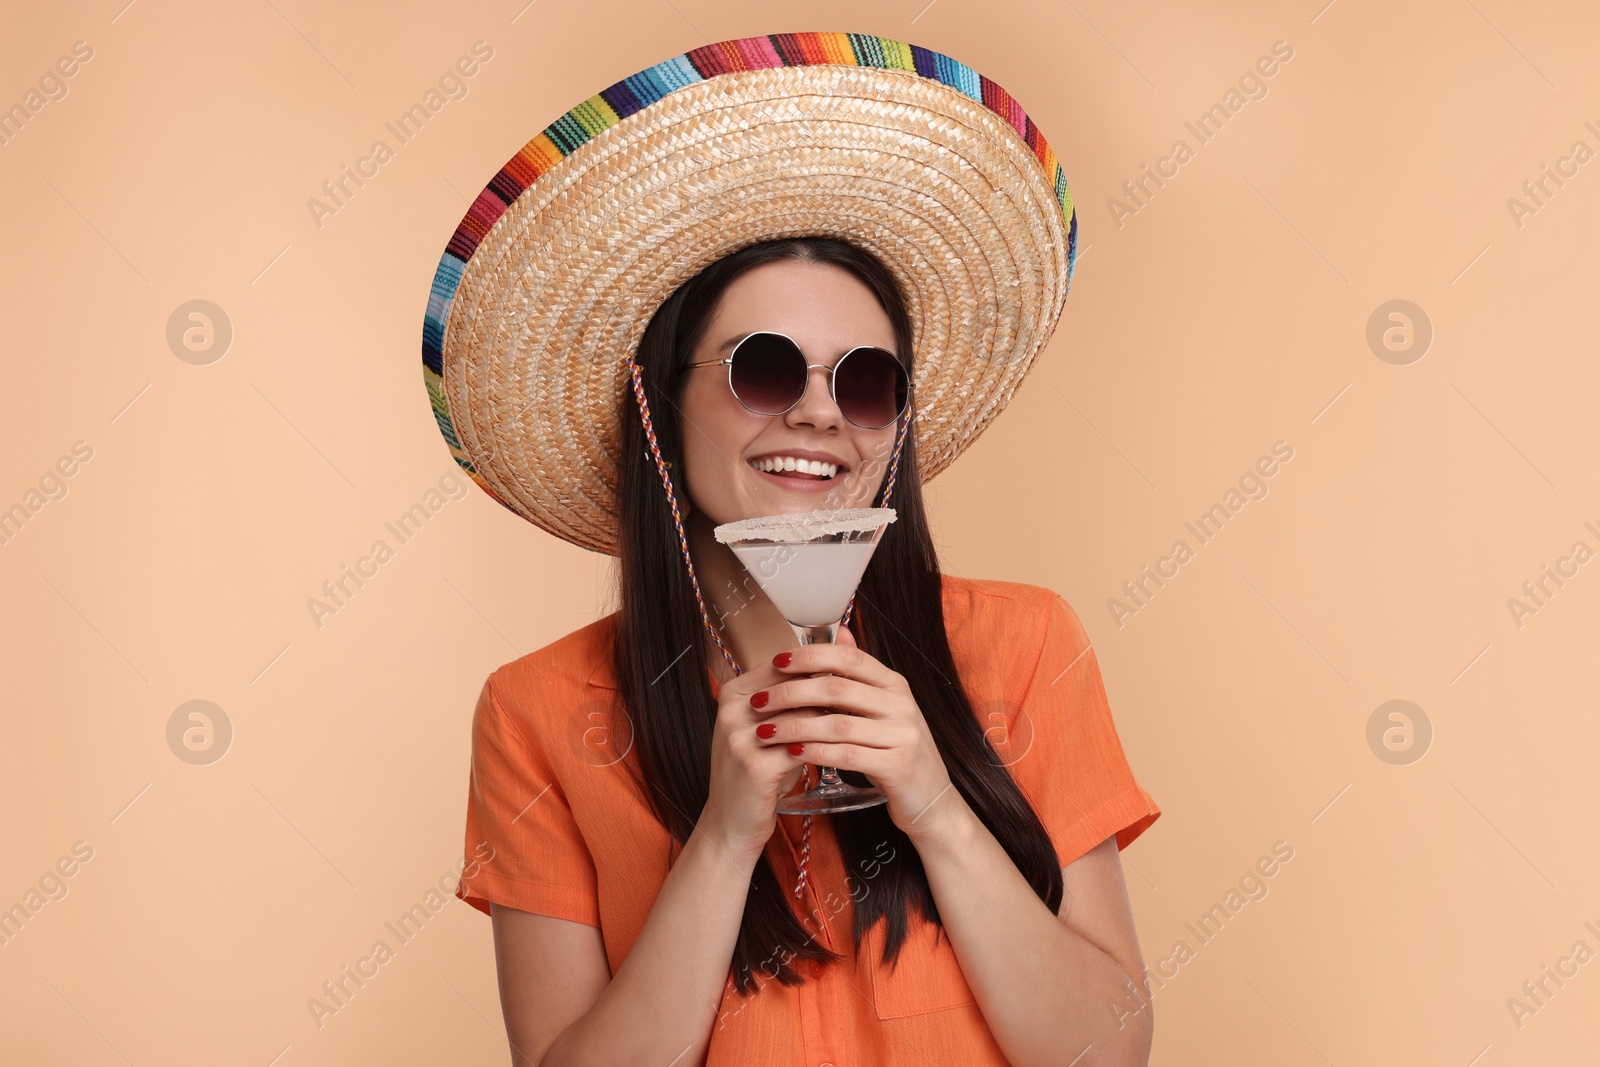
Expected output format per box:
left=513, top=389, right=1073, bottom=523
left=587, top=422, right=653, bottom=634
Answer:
left=729, top=333, right=806, bottom=414
left=836, top=348, right=908, bottom=428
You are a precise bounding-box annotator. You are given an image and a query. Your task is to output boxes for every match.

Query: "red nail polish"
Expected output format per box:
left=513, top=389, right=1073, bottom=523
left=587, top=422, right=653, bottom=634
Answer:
left=756, top=723, right=777, bottom=739
left=751, top=691, right=769, bottom=709
left=773, top=652, right=792, bottom=668
left=787, top=742, right=805, bottom=756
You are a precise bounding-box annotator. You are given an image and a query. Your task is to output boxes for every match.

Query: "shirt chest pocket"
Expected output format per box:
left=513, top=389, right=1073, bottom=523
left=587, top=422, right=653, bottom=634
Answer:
left=866, top=914, right=978, bottom=1018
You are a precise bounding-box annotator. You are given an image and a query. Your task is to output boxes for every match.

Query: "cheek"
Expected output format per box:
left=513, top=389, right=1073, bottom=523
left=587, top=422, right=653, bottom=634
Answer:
left=675, top=388, right=751, bottom=506
left=853, top=430, right=898, bottom=483
left=681, top=435, right=729, bottom=494
left=824, top=430, right=894, bottom=509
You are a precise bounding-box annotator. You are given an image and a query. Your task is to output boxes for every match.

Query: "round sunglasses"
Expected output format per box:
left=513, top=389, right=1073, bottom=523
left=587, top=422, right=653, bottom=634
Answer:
left=684, top=331, right=913, bottom=430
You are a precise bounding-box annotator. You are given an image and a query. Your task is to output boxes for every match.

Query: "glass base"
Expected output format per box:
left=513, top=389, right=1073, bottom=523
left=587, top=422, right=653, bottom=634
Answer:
left=776, top=780, right=888, bottom=814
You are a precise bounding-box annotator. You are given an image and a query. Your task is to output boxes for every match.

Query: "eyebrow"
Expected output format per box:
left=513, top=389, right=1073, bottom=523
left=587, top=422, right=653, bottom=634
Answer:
left=715, top=332, right=752, bottom=354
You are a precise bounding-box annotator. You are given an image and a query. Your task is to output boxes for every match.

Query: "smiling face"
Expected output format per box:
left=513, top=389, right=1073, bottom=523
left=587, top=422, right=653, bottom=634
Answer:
left=675, top=259, right=903, bottom=530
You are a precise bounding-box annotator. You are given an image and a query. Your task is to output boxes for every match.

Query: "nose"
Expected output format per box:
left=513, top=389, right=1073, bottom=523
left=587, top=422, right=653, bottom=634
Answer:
left=782, top=363, right=844, bottom=431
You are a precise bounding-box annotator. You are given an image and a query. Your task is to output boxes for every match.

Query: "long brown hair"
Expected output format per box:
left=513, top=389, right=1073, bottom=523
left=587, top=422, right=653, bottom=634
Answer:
left=612, top=237, right=1064, bottom=997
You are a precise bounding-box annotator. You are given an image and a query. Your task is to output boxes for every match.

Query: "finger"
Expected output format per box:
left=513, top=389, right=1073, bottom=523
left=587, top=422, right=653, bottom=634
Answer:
left=747, top=709, right=829, bottom=745
left=771, top=633, right=904, bottom=692
left=777, top=763, right=805, bottom=797
left=722, top=663, right=805, bottom=722
left=781, top=741, right=886, bottom=779
left=753, top=711, right=898, bottom=749
left=721, top=660, right=790, bottom=698
left=754, top=675, right=895, bottom=719
left=730, top=722, right=825, bottom=774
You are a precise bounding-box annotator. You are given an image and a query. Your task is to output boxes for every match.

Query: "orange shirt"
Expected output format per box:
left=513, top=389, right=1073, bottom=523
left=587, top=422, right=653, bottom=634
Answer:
left=456, top=573, right=1160, bottom=1065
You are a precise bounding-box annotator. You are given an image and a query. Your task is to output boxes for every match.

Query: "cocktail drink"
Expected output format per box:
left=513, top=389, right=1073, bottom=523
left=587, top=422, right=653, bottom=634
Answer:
left=714, top=507, right=897, bottom=813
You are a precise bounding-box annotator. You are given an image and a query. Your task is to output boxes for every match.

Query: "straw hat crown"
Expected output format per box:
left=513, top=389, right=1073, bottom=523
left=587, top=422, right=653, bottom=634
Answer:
left=421, top=32, right=1078, bottom=556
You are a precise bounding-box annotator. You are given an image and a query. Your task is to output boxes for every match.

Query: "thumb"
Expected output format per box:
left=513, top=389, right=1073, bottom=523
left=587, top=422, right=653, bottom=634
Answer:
left=834, top=621, right=857, bottom=648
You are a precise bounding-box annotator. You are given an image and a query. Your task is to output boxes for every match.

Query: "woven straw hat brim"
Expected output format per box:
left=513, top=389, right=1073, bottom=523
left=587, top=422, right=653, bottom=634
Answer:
left=423, top=33, right=1078, bottom=556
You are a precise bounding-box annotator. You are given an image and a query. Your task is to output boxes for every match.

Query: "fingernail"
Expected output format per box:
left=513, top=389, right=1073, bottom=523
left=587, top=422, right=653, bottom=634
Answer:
left=773, top=652, right=792, bottom=668
left=751, top=691, right=769, bottom=709
left=787, top=742, right=805, bottom=756
left=756, top=723, right=777, bottom=739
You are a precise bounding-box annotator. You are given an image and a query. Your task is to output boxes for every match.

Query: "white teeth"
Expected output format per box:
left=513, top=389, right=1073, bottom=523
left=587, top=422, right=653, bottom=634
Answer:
left=751, top=455, right=838, bottom=477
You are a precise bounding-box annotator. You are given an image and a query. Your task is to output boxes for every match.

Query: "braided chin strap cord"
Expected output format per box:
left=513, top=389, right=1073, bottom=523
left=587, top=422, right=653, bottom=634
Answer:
left=624, top=355, right=908, bottom=899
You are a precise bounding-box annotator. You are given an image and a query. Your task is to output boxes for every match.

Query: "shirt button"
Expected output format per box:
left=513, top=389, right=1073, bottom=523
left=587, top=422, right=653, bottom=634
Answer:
left=809, top=961, right=825, bottom=978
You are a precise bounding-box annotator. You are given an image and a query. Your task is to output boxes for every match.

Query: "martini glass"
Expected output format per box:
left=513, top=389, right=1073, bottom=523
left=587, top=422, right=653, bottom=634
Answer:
left=714, top=507, right=898, bottom=814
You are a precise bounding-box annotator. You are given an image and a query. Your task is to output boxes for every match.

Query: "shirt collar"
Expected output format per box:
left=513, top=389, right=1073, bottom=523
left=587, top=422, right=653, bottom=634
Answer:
left=587, top=656, right=619, bottom=691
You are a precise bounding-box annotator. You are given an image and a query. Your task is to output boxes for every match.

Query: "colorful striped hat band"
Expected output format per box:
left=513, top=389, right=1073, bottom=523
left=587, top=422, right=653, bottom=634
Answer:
left=624, top=352, right=911, bottom=899
left=421, top=30, right=1079, bottom=902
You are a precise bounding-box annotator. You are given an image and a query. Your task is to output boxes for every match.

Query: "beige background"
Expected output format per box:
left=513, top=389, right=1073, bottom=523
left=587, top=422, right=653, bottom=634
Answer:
left=2, top=0, right=1596, bottom=1063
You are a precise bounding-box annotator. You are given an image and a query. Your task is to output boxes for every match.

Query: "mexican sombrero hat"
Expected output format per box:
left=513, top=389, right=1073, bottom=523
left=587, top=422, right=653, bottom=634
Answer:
left=421, top=31, right=1078, bottom=556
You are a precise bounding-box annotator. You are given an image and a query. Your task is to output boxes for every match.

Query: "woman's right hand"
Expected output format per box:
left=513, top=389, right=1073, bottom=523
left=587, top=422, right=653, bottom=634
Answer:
left=698, top=659, right=819, bottom=861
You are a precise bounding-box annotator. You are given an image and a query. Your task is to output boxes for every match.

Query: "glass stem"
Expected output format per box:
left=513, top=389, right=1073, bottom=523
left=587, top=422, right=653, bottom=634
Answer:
left=794, top=620, right=845, bottom=790
left=793, top=622, right=839, bottom=645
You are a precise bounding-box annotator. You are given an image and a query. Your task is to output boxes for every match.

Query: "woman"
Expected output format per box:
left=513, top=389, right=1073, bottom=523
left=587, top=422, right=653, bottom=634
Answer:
left=424, top=33, right=1161, bottom=1067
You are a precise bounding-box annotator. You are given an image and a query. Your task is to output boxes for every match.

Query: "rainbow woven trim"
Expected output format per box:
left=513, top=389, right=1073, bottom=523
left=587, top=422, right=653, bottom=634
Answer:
left=422, top=31, right=1078, bottom=512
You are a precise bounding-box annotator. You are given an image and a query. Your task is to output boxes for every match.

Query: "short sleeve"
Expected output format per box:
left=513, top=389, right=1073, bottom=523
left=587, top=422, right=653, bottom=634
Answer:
left=455, top=671, right=602, bottom=926
left=1002, top=593, right=1161, bottom=869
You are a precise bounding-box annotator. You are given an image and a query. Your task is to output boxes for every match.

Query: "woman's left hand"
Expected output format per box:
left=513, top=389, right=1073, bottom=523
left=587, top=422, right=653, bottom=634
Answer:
left=752, top=624, right=958, bottom=841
